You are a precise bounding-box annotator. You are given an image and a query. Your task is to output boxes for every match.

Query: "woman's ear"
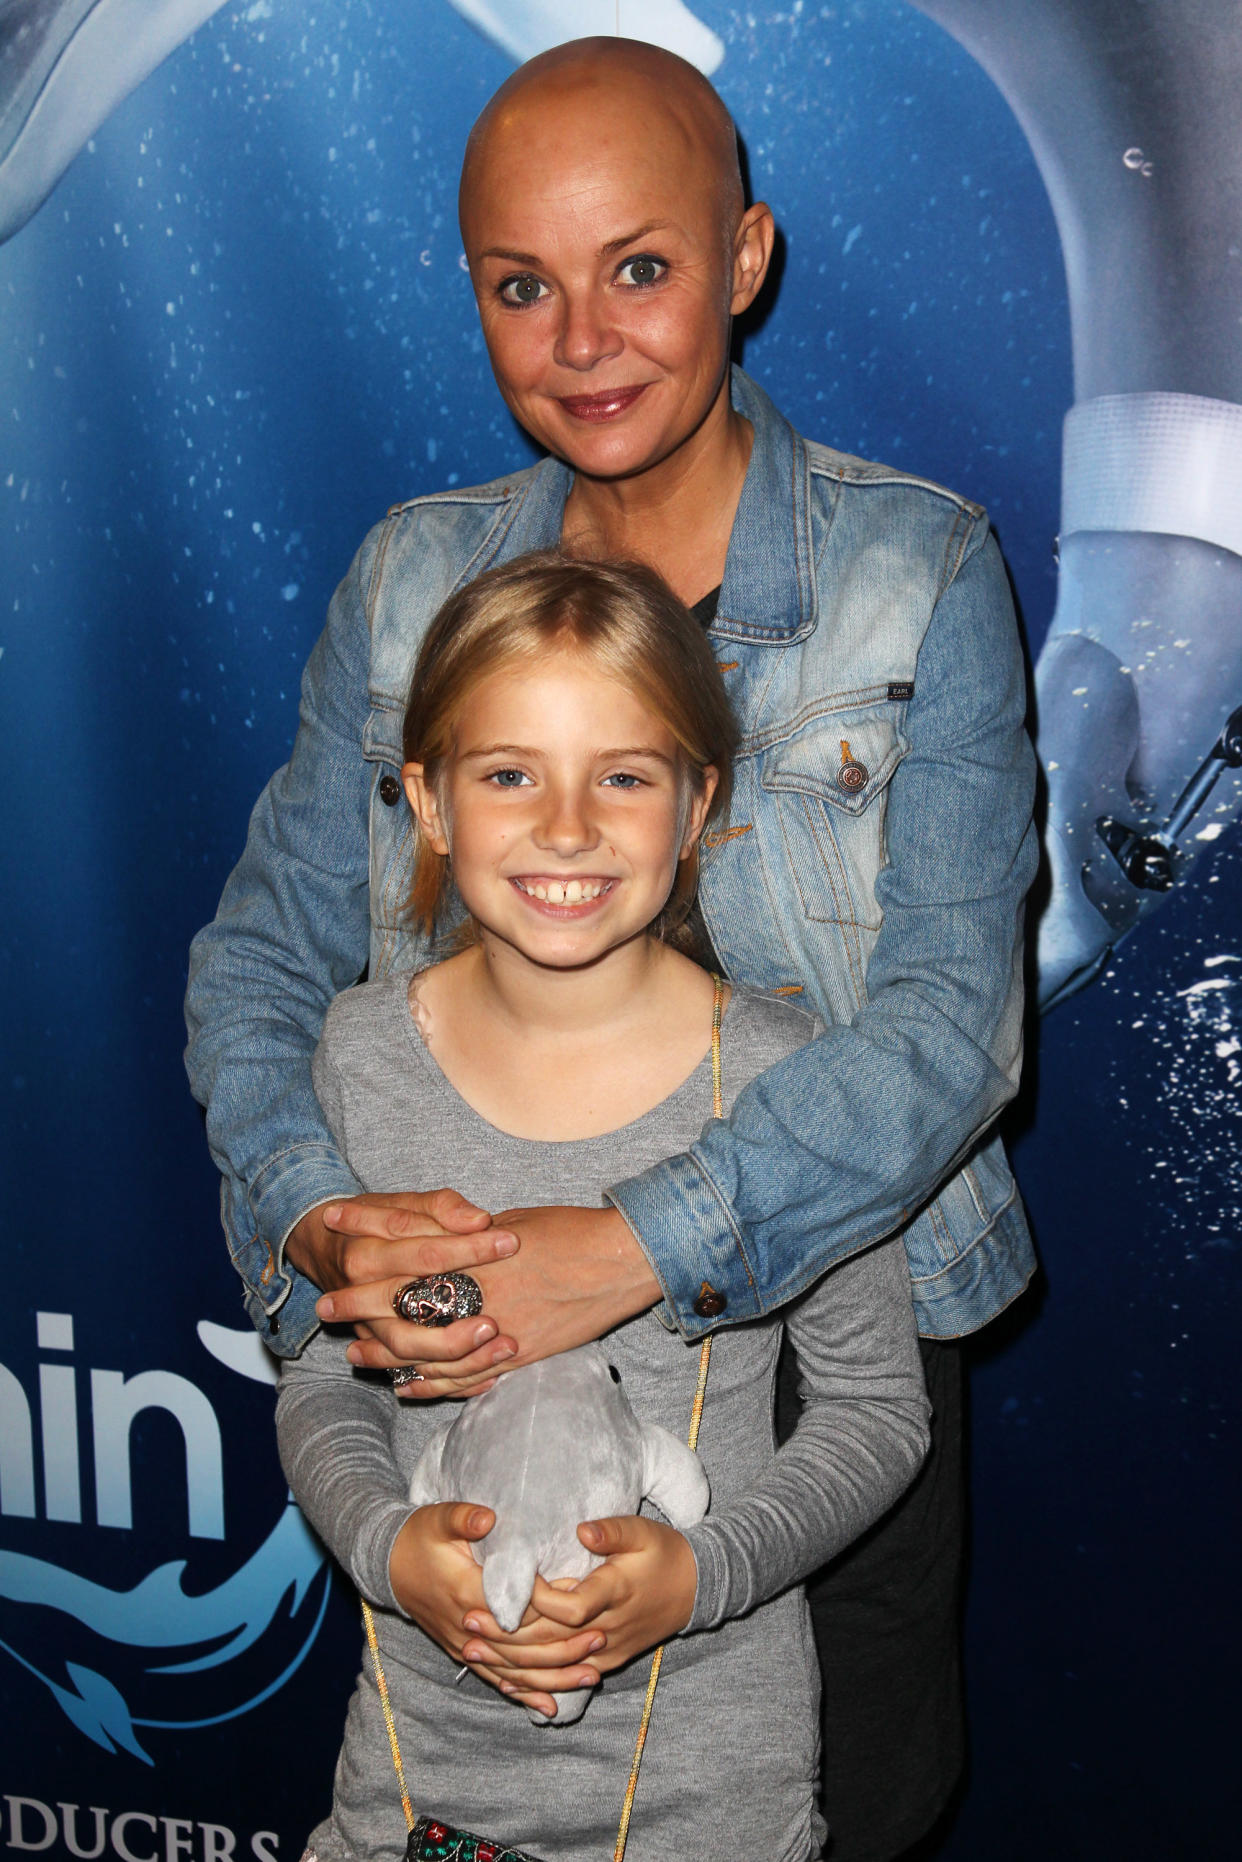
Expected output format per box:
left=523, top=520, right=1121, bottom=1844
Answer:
left=680, top=766, right=720, bottom=858
left=730, top=203, right=776, bottom=316
left=402, top=761, right=450, bottom=855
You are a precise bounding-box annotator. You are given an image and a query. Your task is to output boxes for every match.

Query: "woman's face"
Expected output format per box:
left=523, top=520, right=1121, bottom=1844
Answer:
left=403, top=653, right=715, bottom=976
left=460, top=87, right=770, bottom=486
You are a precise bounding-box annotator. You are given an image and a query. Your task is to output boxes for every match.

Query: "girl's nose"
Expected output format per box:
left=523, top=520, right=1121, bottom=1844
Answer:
left=553, top=290, right=622, bottom=373
left=533, top=784, right=598, bottom=854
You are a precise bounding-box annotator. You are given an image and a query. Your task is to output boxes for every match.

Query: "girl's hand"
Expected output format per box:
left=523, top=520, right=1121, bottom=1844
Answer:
left=390, top=1506, right=606, bottom=1717
left=460, top=1517, right=697, bottom=1697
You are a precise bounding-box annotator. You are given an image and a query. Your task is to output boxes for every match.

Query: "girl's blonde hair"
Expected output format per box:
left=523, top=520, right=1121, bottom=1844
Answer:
left=402, top=551, right=738, bottom=941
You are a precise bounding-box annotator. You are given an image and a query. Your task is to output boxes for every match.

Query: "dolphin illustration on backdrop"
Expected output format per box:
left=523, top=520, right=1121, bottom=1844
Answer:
left=0, top=0, right=230, bottom=244
left=0, top=0, right=721, bottom=245
left=0, top=1324, right=329, bottom=1758
left=911, top=0, right=1242, bottom=1007
left=4, top=0, right=1239, bottom=1004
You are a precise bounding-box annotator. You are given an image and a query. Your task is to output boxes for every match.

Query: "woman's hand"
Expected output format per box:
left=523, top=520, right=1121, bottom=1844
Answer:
left=389, top=1506, right=607, bottom=1718
left=459, top=1516, right=698, bottom=1701
left=333, top=1203, right=661, bottom=1396
left=292, top=1190, right=523, bottom=1388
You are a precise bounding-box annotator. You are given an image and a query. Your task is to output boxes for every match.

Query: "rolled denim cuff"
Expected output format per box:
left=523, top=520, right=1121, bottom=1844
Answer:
left=240, top=1271, right=322, bottom=1358
left=606, top=1151, right=762, bottom=1340
left=226, top=1146, right=362, bottom=1358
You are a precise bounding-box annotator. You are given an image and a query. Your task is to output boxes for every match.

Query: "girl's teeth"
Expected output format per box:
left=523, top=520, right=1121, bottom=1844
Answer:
left=522, top=879, right=605, bottom=903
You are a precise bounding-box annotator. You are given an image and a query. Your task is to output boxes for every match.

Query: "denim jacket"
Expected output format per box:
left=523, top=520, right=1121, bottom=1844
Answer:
left=185, top=369, right=1038, bottom=1354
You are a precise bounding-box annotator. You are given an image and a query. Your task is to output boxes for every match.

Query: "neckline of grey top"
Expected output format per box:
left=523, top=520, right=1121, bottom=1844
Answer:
left=387, top=972, right=742, bottom=1147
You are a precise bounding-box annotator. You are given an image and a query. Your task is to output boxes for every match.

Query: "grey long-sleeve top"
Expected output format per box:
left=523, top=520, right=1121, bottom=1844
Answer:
left=277, top=979, right=929, bottom=1862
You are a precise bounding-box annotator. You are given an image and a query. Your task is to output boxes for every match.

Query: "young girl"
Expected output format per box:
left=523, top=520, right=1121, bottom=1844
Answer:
left=276, top=554, right=930, bottom=1862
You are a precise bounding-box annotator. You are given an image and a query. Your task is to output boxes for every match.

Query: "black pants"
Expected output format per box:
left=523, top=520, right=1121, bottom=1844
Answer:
left=778, top=1336, right=966, bottom=1862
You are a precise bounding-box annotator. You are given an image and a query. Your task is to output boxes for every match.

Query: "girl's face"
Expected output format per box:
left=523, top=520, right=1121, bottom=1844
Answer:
left=403, top=653, right=716, bottom=974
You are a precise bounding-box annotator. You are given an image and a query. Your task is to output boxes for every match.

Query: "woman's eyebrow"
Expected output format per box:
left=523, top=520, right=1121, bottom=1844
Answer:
left=599, top=221, right=674, bottom=256
left=478, top=246, right=542, bottom=265
left=479, top=223, right=676, bottom=266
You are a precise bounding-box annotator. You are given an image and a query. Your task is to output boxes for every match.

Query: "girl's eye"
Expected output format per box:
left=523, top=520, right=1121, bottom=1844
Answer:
left=616, top=254, right=666, bottom=288
left=603, top=772, right=643, bottom=790
left=498, top=273, right=547, bottom=306
left=487, top=768, right=531, bottom=788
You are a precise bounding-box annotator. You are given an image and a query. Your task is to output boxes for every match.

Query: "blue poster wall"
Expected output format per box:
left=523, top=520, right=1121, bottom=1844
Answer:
left=2, top=3, right=1237, bottom=1856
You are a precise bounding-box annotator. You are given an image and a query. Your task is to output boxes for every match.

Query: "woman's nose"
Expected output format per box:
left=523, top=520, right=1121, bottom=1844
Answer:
left=553, top=289, right=622, bottom=373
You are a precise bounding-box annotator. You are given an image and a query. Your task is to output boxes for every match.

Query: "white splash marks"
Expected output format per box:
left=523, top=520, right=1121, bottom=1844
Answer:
left=1125, top=952, right=1241, bottom=1250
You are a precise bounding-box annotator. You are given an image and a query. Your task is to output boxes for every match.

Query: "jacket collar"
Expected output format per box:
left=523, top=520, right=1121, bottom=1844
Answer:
left=490, top=366, right=817, bottom=643
left=716, top=368, right=817, bottom=643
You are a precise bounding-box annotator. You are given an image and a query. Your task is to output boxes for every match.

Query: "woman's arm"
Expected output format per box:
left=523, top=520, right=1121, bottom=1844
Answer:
left=184, top=529, right=505, bottom=1359
left=184, top=532, right=388, bottom=1352
left=610, top=522, right=1038, bottom=1335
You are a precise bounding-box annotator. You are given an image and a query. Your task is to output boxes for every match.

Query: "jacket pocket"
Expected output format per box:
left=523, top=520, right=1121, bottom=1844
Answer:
left=760, top=706, right=908, bottom=933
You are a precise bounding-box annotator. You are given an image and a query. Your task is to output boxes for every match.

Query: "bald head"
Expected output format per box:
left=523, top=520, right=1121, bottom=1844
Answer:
left=460, top=37, right=744, bottom=248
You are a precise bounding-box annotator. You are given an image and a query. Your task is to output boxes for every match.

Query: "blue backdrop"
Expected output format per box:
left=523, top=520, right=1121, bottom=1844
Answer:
left=2, top=3, right=1237, bottom=1857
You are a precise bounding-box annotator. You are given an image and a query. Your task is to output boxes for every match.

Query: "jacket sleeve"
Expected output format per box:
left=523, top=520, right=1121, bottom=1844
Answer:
left=608, top=520, right=1038, bottom=1335
left=184, top=530, right=388, bottom=1355
left=684, top=1237, right=930, bottom=1630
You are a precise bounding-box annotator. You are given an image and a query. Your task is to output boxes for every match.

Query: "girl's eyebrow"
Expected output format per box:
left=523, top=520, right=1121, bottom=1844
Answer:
left=459, top=743, right=676, bottom=766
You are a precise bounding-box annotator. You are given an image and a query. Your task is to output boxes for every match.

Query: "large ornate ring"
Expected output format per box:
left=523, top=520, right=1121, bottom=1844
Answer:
left=389, top=1364, right=425, bottom=1389
left=391, top=1272, right=484, bottom=1328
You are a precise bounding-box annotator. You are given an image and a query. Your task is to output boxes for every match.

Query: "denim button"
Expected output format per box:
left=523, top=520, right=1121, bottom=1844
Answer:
left=693, top=1283, right=727, bottom=1318
left=378, top=773, right=402, bottom=805
left=837, top=759, right=869, bottom=792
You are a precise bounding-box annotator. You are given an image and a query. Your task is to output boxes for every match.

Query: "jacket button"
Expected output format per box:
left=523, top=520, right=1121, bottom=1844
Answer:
left=378, top=773, right=402, bottom=806
left=837, top=759, right=868, bottom=792
left=693, top=1282, right=727, bottom=1319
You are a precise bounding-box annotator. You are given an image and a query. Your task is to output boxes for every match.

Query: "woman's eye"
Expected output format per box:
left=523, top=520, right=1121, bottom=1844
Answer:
left=498, top=273, right=547, bottom=306
left=617, top=254, right=666, bottom=288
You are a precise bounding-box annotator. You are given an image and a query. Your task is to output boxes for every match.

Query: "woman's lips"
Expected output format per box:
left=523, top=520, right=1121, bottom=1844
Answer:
left=556, top=385, right=648, bottom=422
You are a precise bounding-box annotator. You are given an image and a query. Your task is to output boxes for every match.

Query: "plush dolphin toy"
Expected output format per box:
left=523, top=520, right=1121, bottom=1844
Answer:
left=408, top=1343, right=710, bottom=1723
